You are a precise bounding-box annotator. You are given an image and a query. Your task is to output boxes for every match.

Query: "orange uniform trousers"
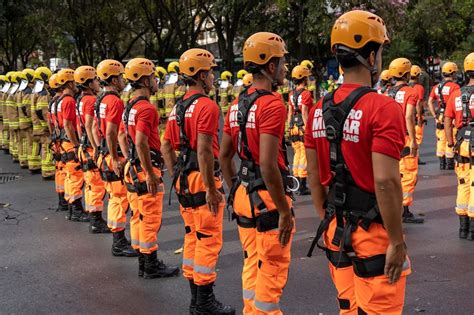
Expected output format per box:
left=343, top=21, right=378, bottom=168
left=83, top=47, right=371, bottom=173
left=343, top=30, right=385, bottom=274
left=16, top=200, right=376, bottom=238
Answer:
left=124, top=161, right=148, bottom=252
left=233, top=185, right=294, bottom=315
left=400, top=137, right=418, bottom=207
left=454, top=140, right=474, bottom=218
left=290, top=126, right=307, bottom=178
left=177, top=171, right=224, bottom=286
left=435, top=113, right=455, bottom=158
left=124, top=163, right=164, bottom=254
left=62, top=141, right=84, bottom=203
left=79, top=147, right=106, bottom=212
left=97, top=154, right=129, bottom=232
left=415, top=124, right=424, bottom=145
left=324, top=218, right=411, bottom=314
left=55, top=161, right=66, bottom=193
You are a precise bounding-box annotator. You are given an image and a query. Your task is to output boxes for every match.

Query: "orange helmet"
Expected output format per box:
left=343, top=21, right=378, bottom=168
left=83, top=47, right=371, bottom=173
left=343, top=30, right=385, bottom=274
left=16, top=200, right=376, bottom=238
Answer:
left=125, top=58, right=155, bottom=81
left=380, top=70, right=391, bottom=81
left=410, top=65, right=421, bottom=78
left=389, top=58, right=412, bottom=79
left=465, top=52, right=474, bottom=72
left=74, top=66, right=96, bottom=85
left=243, top=32, right=288, bottom=67
left=242, top=73, right=253, bottom=87
left=442, top=61, right=458, bottom=76
left=331, top=10, right=389, bottom=51
left=97, top=59, right=124, bottom=81
left=179, top=48, right=217, bottom=77
left=49, top=74, right=60, bottom=89
left=56, top=68, right=75, bottom=86
left=291, top=65, right=311, bottom=80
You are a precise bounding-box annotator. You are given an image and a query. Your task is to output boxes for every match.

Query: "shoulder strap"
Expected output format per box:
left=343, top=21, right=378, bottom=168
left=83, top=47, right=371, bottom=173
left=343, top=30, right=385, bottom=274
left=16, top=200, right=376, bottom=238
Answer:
left=438, top=80, right=449, bottom=107
left=322, top=86, right=375, bottom=173
left=408, top=82, right=415, bottom=88
left=387, top=83, right=407, bottom=99
left=53, top=95, right=66, bottom=129
left=95, top=90, right=120, bottom=135
left=123, top=96, right=149, bottom=162
left=76, top=94, right=85, bottom=130
left=176, top=93, right=206, bottom=151
left=292, top=89, right=304, bottom=113
left=237, top=89, right=273, bottom=160
left=461, top=86, right=474, bottom=124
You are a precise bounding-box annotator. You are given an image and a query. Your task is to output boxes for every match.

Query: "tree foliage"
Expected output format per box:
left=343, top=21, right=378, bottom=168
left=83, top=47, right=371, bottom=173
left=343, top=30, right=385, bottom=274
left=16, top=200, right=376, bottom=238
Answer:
left=0, top=0, right=471, bottom=72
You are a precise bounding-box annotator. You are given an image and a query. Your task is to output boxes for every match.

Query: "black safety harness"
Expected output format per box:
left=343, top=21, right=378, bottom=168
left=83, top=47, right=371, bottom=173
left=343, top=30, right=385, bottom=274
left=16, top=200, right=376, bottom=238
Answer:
left=122, top=96, right=164, bottom=196
left=454, top=86, right=474, bottom=164
left=388, top=83, right=413, bottom=158
left=169, top=93, right=222, bottom=208
left=35, top=88, right=48, bottom=122
left=94, top=91, right=123, bottom=182
left=49, top=95, right=69, bottom=163
left=435, top=81, right=449, bottom=130
left=75, top=94, right=97, bottom=172
left=227, top=90, right=294, bottom=232
left=289, top=89, right=305, bottom=142
left=307, top=87, right=386, bottom=278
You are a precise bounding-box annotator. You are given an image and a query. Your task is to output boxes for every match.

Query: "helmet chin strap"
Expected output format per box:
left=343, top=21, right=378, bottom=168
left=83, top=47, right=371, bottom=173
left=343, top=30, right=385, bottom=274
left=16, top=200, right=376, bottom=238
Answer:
left=336, top=45, right=380, bottom=88
left=260, top=58, right=284, bottom=90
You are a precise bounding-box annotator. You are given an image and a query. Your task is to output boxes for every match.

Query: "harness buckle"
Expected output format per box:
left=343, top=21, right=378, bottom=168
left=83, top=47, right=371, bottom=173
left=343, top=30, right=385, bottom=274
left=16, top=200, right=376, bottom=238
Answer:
left=326, top=125, right=338, bottom=141
left=334, top=182, right=346, bottom=207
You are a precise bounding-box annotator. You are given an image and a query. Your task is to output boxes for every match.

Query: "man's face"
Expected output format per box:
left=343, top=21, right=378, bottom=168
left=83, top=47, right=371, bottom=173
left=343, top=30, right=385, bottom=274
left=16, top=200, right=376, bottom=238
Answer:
left=90, top=78, right=100, bottom=94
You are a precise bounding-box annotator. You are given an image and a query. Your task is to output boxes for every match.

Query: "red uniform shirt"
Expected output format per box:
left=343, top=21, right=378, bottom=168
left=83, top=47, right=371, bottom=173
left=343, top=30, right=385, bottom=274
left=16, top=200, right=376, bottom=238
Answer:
left=125, top=98, right=161, bottom=151
left=164, top=90, right=220, bottom=158
left=412, top=83, right=425, bottom=101
left=76, top=94, right=96, bottom=135
left=391, top=84, right=419, bottom=116
left=57, top=95, right=77, bottom=130
left=224, top=88, right=288, bottom=171
left=429, top=81, right=460, bottom=105
left=288, top=88, right=313, bottom=112
left=304, top=84, right=406, bottom=193
left=97, top=94, right=124, bottom=137
left=445, top=88, right=474, bottom=129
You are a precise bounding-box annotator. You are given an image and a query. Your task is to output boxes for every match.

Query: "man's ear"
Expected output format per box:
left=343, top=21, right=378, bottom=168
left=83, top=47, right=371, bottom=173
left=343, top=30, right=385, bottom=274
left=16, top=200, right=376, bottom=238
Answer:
left=368, top=51, right=376, bottom=67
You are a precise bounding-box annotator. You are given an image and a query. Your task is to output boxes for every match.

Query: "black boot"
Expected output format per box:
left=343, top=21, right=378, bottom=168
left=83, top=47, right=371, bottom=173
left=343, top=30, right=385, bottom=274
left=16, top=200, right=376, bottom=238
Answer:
left=89, top=212, right=111, bottom=234
left=143, top=251, right=179, bottom=279
left=112, top=230, right=138, bottom=257
left=138, top=250, right=145, bottom=277
left=195, top=283, right=235, bottom=315
left=418, top=158, right=426, bottom=165
left=189, top=280, right=198, bottom=315
left=459, top=215, right=469, bottom=239
left=402, top=206, right=424, bottom=224
left=467, top=218, right=474, bottom=241
left=439, top=156, right=446, bottom=170
left=446, top=158, right=455, bottom=170
left=69, top=199, right=90, bottom=222
left=56, top=193, right=69, bottom=212
left=299, top=178, right=311, bottom=196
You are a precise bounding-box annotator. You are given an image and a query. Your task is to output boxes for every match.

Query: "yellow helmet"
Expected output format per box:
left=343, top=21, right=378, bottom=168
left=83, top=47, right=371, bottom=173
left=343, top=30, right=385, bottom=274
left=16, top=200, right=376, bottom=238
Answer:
left=155, top=66, right=167, bottom=79
left=22, top=69, right=35, bottom=82
left=291, top=65, right=311, bottom=80
left=0, top=75, right=6, bottom=83
left=441, top=62, right=458, bottom=76
left=380, top=69, right=391, bottom=81
left=331, top=10, right=389, bottom=52
left=97, top=59, right=124, bottom=81
left=389, top=58, right=412, bottom=79
left=465, top=52, right=474, bottom=72
left=237, top=69, right=248, bottom=79
left=243, top=73, right=253, bottom=87
left=167, top=61, right=180, bottom=73
left=125, top=58, right=155, bottom=82
left=301, top=60, right=314, bottom=70
left=34, top=67, right=52, bottom=82
left=16, top=71, right=27, bottom=83
left=410, top=65, right=421, bottom=78
left=221, top=70, right=232, bottom=81
left=243, top=32, right=288, bottom=67
left=4, top=72, right=12, bottom=83
left=6, top=71, right=15, bottom=83
left=57, top=68, right=75, bottom=86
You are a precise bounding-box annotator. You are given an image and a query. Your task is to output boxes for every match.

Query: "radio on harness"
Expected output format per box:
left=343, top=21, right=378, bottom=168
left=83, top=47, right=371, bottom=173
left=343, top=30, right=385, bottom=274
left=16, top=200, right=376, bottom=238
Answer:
left=289, top=89, right=305, bottom=142
left=454, top=86, right=474, bottom=163
left=306, top=87, right=387, bottom=278
left=435, top=81, right=450, bottom=130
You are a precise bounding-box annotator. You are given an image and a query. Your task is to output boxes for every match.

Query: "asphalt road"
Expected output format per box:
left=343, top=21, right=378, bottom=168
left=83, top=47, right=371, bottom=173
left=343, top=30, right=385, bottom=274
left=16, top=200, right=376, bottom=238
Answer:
left=1, top=119, right=474, bottom=314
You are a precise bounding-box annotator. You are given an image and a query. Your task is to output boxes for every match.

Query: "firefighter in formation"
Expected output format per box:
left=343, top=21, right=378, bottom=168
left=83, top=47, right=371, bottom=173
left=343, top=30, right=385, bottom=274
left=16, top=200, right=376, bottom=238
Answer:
left=2, top=10, right=474, bottom=314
